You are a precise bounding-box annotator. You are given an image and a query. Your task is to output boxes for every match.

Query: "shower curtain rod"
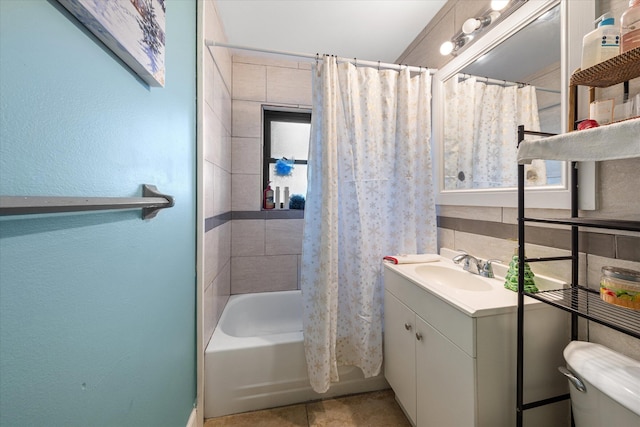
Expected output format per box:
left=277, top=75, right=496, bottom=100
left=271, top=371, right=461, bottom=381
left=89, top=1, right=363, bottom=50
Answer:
left=205, top=40, right=435, bottom=74
left=457, top=74, right=560, bottom=94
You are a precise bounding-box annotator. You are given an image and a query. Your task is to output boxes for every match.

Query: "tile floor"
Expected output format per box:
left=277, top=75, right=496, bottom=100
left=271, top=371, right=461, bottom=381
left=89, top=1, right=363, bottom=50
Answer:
left=204, top=389, right=411, bottom=427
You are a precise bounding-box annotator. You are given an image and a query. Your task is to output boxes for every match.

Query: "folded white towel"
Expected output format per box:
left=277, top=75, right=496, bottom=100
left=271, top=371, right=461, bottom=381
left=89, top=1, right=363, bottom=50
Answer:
left=517, top=118, right=640, bottom=164
left=383, top=254, right=441, bottom=264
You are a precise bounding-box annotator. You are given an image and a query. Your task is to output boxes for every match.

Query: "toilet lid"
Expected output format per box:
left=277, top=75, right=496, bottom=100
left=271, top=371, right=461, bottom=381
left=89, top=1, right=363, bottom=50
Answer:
left=564, top=341, right=640, bottom=417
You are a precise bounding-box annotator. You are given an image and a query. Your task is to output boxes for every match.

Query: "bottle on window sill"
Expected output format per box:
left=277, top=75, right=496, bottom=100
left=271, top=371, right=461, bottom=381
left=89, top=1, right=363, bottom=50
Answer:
left=263, top=182, right=275, bottom=210
left=284, top=187, right=290, bottom=209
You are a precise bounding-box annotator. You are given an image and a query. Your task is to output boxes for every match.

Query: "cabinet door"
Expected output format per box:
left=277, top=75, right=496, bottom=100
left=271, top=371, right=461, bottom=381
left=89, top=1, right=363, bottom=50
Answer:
left=384, top=290, right=417, bottom=424
left=416, top=316, right=475, bottom=427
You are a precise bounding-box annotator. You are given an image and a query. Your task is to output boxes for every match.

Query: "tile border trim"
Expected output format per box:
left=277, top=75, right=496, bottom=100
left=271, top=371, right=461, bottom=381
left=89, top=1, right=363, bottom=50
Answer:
left=205, top=212, right=232, bottom=233
left=438, top=216, right=640, bottom=262
left=205, top=210, right=304, bottom=232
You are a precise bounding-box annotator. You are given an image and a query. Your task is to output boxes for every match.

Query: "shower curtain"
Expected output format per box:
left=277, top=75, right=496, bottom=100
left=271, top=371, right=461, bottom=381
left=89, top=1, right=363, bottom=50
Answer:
left=301, top=56, right=437, bottom=393
left=444, top=76, right=546, bottom=189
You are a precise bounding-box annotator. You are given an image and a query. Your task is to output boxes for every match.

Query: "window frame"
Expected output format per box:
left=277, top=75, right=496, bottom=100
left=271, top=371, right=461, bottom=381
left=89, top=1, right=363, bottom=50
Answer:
left=262, top=109, right=312, bottom=195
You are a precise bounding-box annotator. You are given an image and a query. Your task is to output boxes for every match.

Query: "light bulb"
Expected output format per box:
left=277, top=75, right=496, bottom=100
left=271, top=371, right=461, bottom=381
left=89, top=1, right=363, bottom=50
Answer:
left=440, top=41, right=454, bottom=56
left=491, top=0, right=509, bottom=11
left=462, top=18, right=481, bottom=35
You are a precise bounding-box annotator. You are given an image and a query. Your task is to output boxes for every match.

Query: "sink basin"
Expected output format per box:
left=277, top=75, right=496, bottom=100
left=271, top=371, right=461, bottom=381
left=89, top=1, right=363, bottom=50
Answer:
left=414, top=264, right=493, bottom=292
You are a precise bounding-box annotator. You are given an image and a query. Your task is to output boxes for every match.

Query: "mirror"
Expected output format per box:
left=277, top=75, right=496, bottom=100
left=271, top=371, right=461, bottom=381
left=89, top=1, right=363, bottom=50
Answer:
left=432, top=0, right=596, bottom=208
left=444, top=4, right=562, bottom=191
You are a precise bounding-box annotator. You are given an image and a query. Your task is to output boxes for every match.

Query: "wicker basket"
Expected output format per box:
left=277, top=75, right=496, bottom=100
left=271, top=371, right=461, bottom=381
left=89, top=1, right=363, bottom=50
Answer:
left=570, top=47, right=640, bottom=87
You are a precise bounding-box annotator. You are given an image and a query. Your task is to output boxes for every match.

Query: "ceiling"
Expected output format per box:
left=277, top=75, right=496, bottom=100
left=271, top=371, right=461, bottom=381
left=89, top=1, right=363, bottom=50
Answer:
left=214, top=0, right=448, bottom=64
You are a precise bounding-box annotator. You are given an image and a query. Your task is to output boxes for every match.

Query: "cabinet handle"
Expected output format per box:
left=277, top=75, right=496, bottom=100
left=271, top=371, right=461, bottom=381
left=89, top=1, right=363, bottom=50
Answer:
left=404, top=323, right=412, bottom=331
left=415, top=332, right=423, bottom=341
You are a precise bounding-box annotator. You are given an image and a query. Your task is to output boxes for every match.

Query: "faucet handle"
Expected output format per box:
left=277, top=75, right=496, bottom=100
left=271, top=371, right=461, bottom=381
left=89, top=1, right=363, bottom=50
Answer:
left=481, top=259, right=502, bottom=278
left=452, top=250, right=469, bottom=264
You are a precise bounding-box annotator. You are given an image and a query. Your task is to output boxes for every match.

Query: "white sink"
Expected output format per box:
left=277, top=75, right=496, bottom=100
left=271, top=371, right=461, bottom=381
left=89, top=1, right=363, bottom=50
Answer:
left=385, top=255, right=567, bottom=316
left=385, top=257, right=515, bottom=316
left=414, top=264, right=493, bottom=292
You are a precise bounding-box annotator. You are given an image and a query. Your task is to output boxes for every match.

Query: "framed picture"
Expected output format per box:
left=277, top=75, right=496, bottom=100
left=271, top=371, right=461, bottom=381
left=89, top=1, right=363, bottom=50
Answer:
left=57, top=0, right=166, bottom=87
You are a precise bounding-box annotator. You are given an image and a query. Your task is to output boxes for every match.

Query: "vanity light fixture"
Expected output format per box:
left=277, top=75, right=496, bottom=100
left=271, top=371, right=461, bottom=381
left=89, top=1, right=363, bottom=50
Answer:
left=439, top=36, right=468, bottom=56
left=462, top=11, right=501, bottom=35
left=491, top=0, right=510, bottom=11
left=439, top=40, right=455, bottom=56
left=440, top=0, right=523, bottom=56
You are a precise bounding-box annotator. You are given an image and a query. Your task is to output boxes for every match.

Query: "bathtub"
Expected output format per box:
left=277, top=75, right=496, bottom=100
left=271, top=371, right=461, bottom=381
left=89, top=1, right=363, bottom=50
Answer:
left=204, top=290, right=388, bottom=418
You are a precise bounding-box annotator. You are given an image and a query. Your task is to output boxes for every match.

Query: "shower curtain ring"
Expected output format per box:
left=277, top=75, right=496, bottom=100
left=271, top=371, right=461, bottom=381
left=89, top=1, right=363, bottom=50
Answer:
left=378, top=61, right=380, bottom=71
left=354, top=58, right=357, bottom=68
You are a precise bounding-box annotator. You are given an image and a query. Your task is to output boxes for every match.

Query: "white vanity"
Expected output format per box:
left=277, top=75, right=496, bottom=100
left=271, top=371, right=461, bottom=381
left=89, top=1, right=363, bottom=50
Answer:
left=383, top=255, right=570, bottom=427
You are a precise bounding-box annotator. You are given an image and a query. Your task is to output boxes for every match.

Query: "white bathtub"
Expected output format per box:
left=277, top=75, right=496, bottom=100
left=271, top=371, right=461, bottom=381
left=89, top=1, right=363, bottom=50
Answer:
left=204, top=290, right=388, bottom=418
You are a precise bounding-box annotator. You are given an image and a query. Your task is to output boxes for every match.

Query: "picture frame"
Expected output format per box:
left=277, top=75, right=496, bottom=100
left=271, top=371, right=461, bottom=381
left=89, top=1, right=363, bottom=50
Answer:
left=57, top=0, right=166, bottom=87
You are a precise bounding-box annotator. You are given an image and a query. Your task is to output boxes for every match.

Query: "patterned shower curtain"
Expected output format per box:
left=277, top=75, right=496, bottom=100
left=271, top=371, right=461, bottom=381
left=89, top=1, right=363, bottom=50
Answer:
left=301, top=56, right=437, bottom=393
left=443, top=75, right=546, bottom=189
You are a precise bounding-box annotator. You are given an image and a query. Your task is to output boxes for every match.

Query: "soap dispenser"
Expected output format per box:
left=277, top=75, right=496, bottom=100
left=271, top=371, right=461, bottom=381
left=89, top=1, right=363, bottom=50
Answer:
left=581, top=13, right=620, bottom=70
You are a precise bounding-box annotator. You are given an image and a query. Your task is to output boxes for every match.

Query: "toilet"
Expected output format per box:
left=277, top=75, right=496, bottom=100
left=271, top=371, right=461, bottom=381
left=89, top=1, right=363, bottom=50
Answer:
left=562, top=341, right=640, bottom=427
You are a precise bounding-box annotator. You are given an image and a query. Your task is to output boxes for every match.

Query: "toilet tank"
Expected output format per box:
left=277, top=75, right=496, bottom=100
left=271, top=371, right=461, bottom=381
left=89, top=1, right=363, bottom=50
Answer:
left=562, top=341, right=640, bottom=427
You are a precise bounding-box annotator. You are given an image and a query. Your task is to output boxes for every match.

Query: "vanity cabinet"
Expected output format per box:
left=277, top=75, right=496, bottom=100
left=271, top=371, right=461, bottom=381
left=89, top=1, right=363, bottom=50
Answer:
left=384, top=290, right=474, bottom=426
left=415, top=314, right=475, bottom=427
left=384, top=265, right=569, bottom=427
left=384, top=290, right=417, bottom=423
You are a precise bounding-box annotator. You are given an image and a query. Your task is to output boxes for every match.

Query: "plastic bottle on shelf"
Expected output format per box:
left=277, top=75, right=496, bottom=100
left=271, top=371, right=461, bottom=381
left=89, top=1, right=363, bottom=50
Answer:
left=263, top=182, right=275, bottom=209
left=581, top=13, right=620, bottom=70
left=284, top=187, right=290, bottom=209
left=621, top=0, right=640, bottom=53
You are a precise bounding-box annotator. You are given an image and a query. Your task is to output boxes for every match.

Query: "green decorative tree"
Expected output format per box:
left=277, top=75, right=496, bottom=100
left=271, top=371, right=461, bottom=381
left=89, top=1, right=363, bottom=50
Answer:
left=504, top=255, right=538, bottom=293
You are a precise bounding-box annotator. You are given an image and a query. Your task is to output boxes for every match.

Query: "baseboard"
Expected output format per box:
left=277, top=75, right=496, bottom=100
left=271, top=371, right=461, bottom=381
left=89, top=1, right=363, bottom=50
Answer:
left=186, top=407, right=198, bottom=427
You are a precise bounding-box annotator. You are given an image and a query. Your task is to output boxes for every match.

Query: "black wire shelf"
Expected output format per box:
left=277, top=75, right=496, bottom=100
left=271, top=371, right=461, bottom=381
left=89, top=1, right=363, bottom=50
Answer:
left=523, top=217, right=640, bottom=232
left=525, top=286, right=640, bottom=339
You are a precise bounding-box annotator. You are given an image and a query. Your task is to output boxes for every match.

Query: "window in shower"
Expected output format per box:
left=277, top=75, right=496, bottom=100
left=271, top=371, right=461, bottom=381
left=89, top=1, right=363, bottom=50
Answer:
left=263, top=109, right=311, bottom=208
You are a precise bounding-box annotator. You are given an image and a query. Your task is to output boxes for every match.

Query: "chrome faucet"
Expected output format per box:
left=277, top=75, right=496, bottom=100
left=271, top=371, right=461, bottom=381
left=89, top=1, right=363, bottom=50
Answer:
left=453, top=253, right=482, bottom=275
left=452, top=252, right=499, bottom=278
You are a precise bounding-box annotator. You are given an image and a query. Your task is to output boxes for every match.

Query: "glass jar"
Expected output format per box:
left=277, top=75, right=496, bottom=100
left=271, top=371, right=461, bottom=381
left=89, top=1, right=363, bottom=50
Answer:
left=600, top=266, right=640, bottom=310
left=621, top=0, right=640, bottom=53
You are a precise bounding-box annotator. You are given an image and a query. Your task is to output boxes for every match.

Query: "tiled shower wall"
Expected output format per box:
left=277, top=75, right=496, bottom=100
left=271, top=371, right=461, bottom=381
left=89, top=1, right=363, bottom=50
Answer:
left=201, top=6, right=313, bottom=345
left=203, top=0, right=232, bottom=346
left=399, top=0, right=640, bottom=359
left=230, top=56, right=312, bottom=294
